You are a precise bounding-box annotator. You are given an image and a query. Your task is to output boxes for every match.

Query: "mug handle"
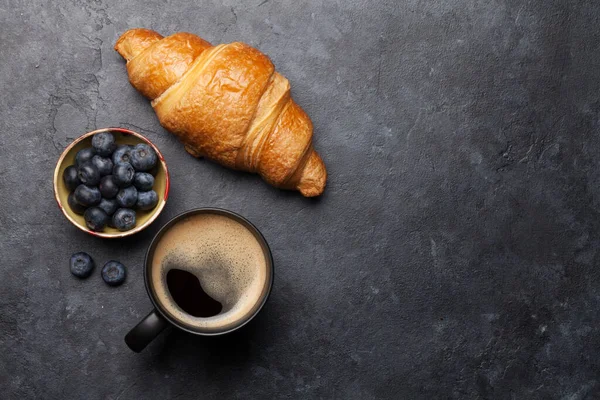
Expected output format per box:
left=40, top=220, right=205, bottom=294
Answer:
left=125, top=309, right=169, bottom=352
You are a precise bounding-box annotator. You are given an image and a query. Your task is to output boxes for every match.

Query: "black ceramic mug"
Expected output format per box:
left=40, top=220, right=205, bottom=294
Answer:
left=125, top=208, right=274, bottom=352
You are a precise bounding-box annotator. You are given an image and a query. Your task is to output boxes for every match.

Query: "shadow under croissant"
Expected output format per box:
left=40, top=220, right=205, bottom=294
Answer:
left=190, top=154, right=327, bottom=202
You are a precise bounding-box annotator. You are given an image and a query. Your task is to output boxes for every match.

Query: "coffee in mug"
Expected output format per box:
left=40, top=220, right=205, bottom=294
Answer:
left=150, top=212, right=270, bottom=332
left=125, top=208, right=273, bottom=352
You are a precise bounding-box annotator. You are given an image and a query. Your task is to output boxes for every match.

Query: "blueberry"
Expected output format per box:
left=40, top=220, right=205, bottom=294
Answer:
left=113, top=162, right=135, bottom=187
left=90, top=155, right=113, bottom=176
left=75, top=147, right=96, bottom=166
left=84, top=207, right=109, bottom=231
left=70, top=252, right=95, bottom=279
left=106, top=217, right=116, bottom=229
left=133, top=172, right=154, bottom=191
left=129, top=143, right=157, bottom=172
left=67, top=192, right=87, bottom=214
left=77, top=161, right=101, bottom=186
left=63, top=165, right=81, bottom=191
left=101, top=261, right=126, bottom=286
left=74, top=184, right=101, bottom=207
left=98, top=175, right=119, bottom=199
left=112, top=145, right=132, bottom=165
left=97, top=198, right=118, bottom=216
left=92, top=132, right=117, bottom=157
left=116, top=186, right=138, bottom=208
left=112, top=208, right=136, bottom=231
left=136, top=190, right=158, bottom=211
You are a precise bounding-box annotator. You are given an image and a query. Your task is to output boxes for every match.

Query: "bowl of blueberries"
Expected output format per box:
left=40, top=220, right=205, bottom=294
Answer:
left=53, top=127, right=169, bottom=238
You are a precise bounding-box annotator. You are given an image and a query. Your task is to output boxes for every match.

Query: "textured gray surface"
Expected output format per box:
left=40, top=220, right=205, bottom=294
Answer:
left=1, top=0, right=600, bottom=398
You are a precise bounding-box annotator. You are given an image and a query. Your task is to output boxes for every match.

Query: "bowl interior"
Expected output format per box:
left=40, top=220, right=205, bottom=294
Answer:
left=55, top=129, right=168, bottom=238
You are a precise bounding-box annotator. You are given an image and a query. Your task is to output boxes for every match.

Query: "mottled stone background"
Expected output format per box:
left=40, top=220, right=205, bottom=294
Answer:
left=1, top=0, right=599, bottom=398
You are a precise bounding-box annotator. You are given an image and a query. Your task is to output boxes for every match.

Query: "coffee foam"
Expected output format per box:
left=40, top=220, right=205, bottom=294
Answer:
left=150, top=213, right=269, bottom=332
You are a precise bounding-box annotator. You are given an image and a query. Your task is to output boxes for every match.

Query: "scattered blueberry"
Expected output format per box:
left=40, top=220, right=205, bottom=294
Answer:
left=70, top=252, right=95, bottom=279
left=129, top=143, right=157, bottom=172
left=112, top=208, right=136, bottom=231
left=73, top=184, right=101, bottom=207
left=97, top=198, right=118, bottom=216
left=101, top=261, right=127, bottom=286
left=67, top=192, right=87, bottom=214
left=63, top=165, right=81, bottom=191
left=133, top=172, right=154, bottom=191
left=112, top=145, right=132, bottom=165
left=84, top=207, right=109, bottom=231
left=136, top=190, right=158, bottom=211
left=75, top=147, right=96, bottom=166
left=98, top=175, right=119, bottom=199
left=90, top=155, right=113, bottom=176
left=116, top=186, right=138, bottom=208
left=77, top=161, right=101, bottom=186
left=92, top=132, right=117, bottom=156
left=113, top=162, right=135, bottom=187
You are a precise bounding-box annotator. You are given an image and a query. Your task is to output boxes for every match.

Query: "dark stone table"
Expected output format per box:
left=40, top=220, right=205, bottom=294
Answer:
left=1, top=1, right=599, bottom=398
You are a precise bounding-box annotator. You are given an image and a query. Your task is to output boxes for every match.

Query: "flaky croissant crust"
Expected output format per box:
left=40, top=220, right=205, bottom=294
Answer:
left=115, top=28, right=326, bottom=197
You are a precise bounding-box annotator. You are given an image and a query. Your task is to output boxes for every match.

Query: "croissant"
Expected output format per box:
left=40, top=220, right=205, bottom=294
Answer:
left=114, top=28, right=327, bottom=197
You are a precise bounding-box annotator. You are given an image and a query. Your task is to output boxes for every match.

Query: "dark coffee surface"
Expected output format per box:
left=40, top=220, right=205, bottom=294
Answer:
left=1, top=1, right=600, bottom=399
left=166, top=269, right=223, bottom=318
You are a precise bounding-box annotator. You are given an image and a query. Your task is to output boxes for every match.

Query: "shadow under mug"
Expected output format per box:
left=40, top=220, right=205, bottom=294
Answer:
left=125, top=208, right=274, bottom=352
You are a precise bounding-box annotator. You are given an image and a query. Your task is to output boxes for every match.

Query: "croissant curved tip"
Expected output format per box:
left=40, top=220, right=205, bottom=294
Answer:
left=114, top=28, right=163, bottom=61
left=296, top=151, right=327, bottom=197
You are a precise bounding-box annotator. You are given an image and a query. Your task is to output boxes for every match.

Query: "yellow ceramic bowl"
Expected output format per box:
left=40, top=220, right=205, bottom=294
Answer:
left=53, top=127, right=170, bottom=238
